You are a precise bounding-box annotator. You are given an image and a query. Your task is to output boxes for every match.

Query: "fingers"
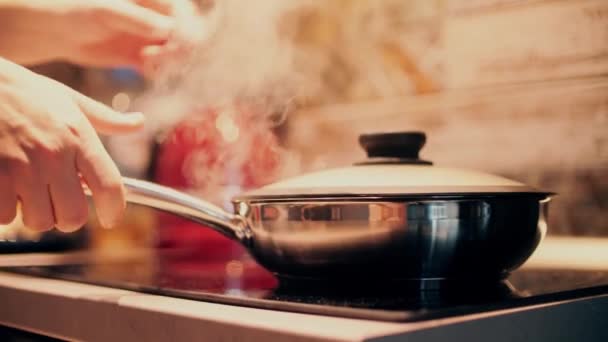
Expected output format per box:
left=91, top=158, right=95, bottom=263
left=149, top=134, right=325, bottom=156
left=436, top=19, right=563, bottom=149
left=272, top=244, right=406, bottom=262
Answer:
left=138, top=0, right=208, bottom=76
left=72, top=90, right=145, bottom=135
left=12, top=164, right=55, bottom=232
left=0, top=172, right=18, bottom=225
left=67, top=88, right=141, bottom=228
left=48, top=154, right=89, bottom=233
left=66, top=33, right=159, bottom=70
left=75, top=123, right=126, bottom=229
left=100, top=1, right=174, bottom=39
left=133, top=0, right=173, bottom=15
left=3, top=117, right=128, bottom=232
left=10, top=152, right=89, bottom=233
left=140, top=43, right=180, bottom=75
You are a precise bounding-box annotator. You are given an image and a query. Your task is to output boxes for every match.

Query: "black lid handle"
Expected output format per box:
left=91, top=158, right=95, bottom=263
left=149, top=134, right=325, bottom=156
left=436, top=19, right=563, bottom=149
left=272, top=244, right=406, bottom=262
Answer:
left=357, top=132, right=432, bottom=165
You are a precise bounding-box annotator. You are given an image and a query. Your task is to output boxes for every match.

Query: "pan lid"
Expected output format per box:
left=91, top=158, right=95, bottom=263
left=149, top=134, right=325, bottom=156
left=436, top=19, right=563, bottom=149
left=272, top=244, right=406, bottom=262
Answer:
left=236, top=132, right=549, bottom=200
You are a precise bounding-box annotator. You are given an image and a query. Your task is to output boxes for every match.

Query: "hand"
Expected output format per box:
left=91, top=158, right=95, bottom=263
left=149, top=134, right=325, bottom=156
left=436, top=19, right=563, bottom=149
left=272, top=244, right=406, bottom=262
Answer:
left=141, top=0, right=211, bottom=76
left=0, top=0, right=177, bottom=69
left=0, top=58, right=144, bottom=231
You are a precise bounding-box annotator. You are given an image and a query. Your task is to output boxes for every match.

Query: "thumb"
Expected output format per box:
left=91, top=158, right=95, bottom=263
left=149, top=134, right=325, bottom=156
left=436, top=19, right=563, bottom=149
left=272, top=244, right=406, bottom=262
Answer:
left=72, top=91, right=145, bottom=135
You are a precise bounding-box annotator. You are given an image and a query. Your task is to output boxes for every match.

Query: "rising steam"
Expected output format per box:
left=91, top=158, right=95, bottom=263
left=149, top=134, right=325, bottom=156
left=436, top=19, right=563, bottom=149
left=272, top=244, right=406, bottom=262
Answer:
left=139, top=0, right=309, bottom=131
left=129, top=0, right=314, bottom=205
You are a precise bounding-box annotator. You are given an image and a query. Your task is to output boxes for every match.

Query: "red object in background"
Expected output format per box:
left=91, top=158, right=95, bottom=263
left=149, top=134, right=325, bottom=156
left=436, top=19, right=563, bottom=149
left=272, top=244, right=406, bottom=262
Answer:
left=153, top=106, right=282, bottom=261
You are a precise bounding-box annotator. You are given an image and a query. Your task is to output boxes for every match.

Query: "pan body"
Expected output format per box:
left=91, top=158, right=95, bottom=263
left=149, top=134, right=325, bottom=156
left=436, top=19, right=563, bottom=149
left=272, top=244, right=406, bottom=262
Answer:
left=233, top=194, right=549, bottom=281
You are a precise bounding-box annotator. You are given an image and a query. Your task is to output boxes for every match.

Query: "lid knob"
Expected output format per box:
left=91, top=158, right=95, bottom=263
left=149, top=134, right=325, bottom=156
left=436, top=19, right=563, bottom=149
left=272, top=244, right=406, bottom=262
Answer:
left=357, top=132, right=432, bottom=165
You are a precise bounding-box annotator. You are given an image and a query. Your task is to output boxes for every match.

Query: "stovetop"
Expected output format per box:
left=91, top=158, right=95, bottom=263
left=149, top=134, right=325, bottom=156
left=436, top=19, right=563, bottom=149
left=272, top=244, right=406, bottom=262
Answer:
left=3, top=248, right=608, bottom=322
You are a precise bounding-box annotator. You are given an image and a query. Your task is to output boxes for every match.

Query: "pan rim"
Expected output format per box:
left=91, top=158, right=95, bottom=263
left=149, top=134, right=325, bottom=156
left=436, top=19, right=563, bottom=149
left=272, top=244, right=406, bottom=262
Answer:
left=233, top=191, right=554, bottom=204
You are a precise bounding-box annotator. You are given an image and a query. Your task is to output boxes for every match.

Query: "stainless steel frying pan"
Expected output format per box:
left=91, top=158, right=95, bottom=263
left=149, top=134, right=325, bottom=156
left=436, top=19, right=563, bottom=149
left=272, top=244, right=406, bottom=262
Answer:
left=112, top=132, right=552, bottom=282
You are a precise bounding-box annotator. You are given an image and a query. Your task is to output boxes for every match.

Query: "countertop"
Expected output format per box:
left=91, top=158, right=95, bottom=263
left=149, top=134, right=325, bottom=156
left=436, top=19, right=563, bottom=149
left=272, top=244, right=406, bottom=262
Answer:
left=1, top=237, right=608, bottom=342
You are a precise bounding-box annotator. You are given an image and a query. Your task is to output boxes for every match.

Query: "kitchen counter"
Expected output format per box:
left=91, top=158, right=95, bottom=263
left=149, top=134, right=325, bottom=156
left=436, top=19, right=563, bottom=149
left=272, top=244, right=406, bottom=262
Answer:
left=1, top=237, right=608, bottom=342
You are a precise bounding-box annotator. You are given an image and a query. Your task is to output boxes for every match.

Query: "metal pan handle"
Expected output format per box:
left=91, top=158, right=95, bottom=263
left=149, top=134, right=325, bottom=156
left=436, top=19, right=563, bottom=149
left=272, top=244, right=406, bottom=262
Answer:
left=85, top=177, right=251, bottom=244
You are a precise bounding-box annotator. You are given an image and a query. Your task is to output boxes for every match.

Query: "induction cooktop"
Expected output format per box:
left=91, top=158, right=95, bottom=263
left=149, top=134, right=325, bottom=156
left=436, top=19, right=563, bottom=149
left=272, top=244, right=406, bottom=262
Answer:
left=3, top=248, right=608, bottom=322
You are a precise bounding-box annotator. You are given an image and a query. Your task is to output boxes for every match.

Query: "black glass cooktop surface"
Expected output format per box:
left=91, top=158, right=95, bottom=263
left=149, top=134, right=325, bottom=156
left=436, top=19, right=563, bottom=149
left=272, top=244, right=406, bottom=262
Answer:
left=3, top=248, right=608, bottom=322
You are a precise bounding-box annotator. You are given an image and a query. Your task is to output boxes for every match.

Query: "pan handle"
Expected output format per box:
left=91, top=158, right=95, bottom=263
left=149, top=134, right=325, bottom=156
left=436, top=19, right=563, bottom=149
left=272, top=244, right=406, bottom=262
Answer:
left=85, top=177, right=252, bottom=245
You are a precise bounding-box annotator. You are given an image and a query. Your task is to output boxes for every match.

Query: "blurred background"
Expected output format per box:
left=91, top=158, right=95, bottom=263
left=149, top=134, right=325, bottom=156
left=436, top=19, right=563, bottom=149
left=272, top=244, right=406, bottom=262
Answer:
left=1, top=0, right=606, bottom=254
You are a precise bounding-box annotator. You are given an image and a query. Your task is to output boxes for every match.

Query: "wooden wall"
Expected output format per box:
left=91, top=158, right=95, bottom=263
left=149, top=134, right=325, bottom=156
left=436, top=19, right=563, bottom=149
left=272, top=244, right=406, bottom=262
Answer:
left=285, top=0, right=608, bottom=236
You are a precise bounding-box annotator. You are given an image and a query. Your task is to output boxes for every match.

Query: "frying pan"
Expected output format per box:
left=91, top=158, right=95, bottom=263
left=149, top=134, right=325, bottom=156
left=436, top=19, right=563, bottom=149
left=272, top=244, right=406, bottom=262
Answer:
left=110, top=132, right=552, bottom=282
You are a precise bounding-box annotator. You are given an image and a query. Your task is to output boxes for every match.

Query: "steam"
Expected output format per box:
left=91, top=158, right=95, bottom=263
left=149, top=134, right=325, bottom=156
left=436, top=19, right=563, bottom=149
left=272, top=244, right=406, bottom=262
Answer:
left=130, top=0, right=313, bottom=204
left=139, top=0, right=306, bottom=131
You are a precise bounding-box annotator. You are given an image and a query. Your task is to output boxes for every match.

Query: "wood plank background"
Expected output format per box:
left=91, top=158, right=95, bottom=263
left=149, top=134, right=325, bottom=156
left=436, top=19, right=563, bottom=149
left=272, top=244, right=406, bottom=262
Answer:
left=285, top=0, right=608, bottom=236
